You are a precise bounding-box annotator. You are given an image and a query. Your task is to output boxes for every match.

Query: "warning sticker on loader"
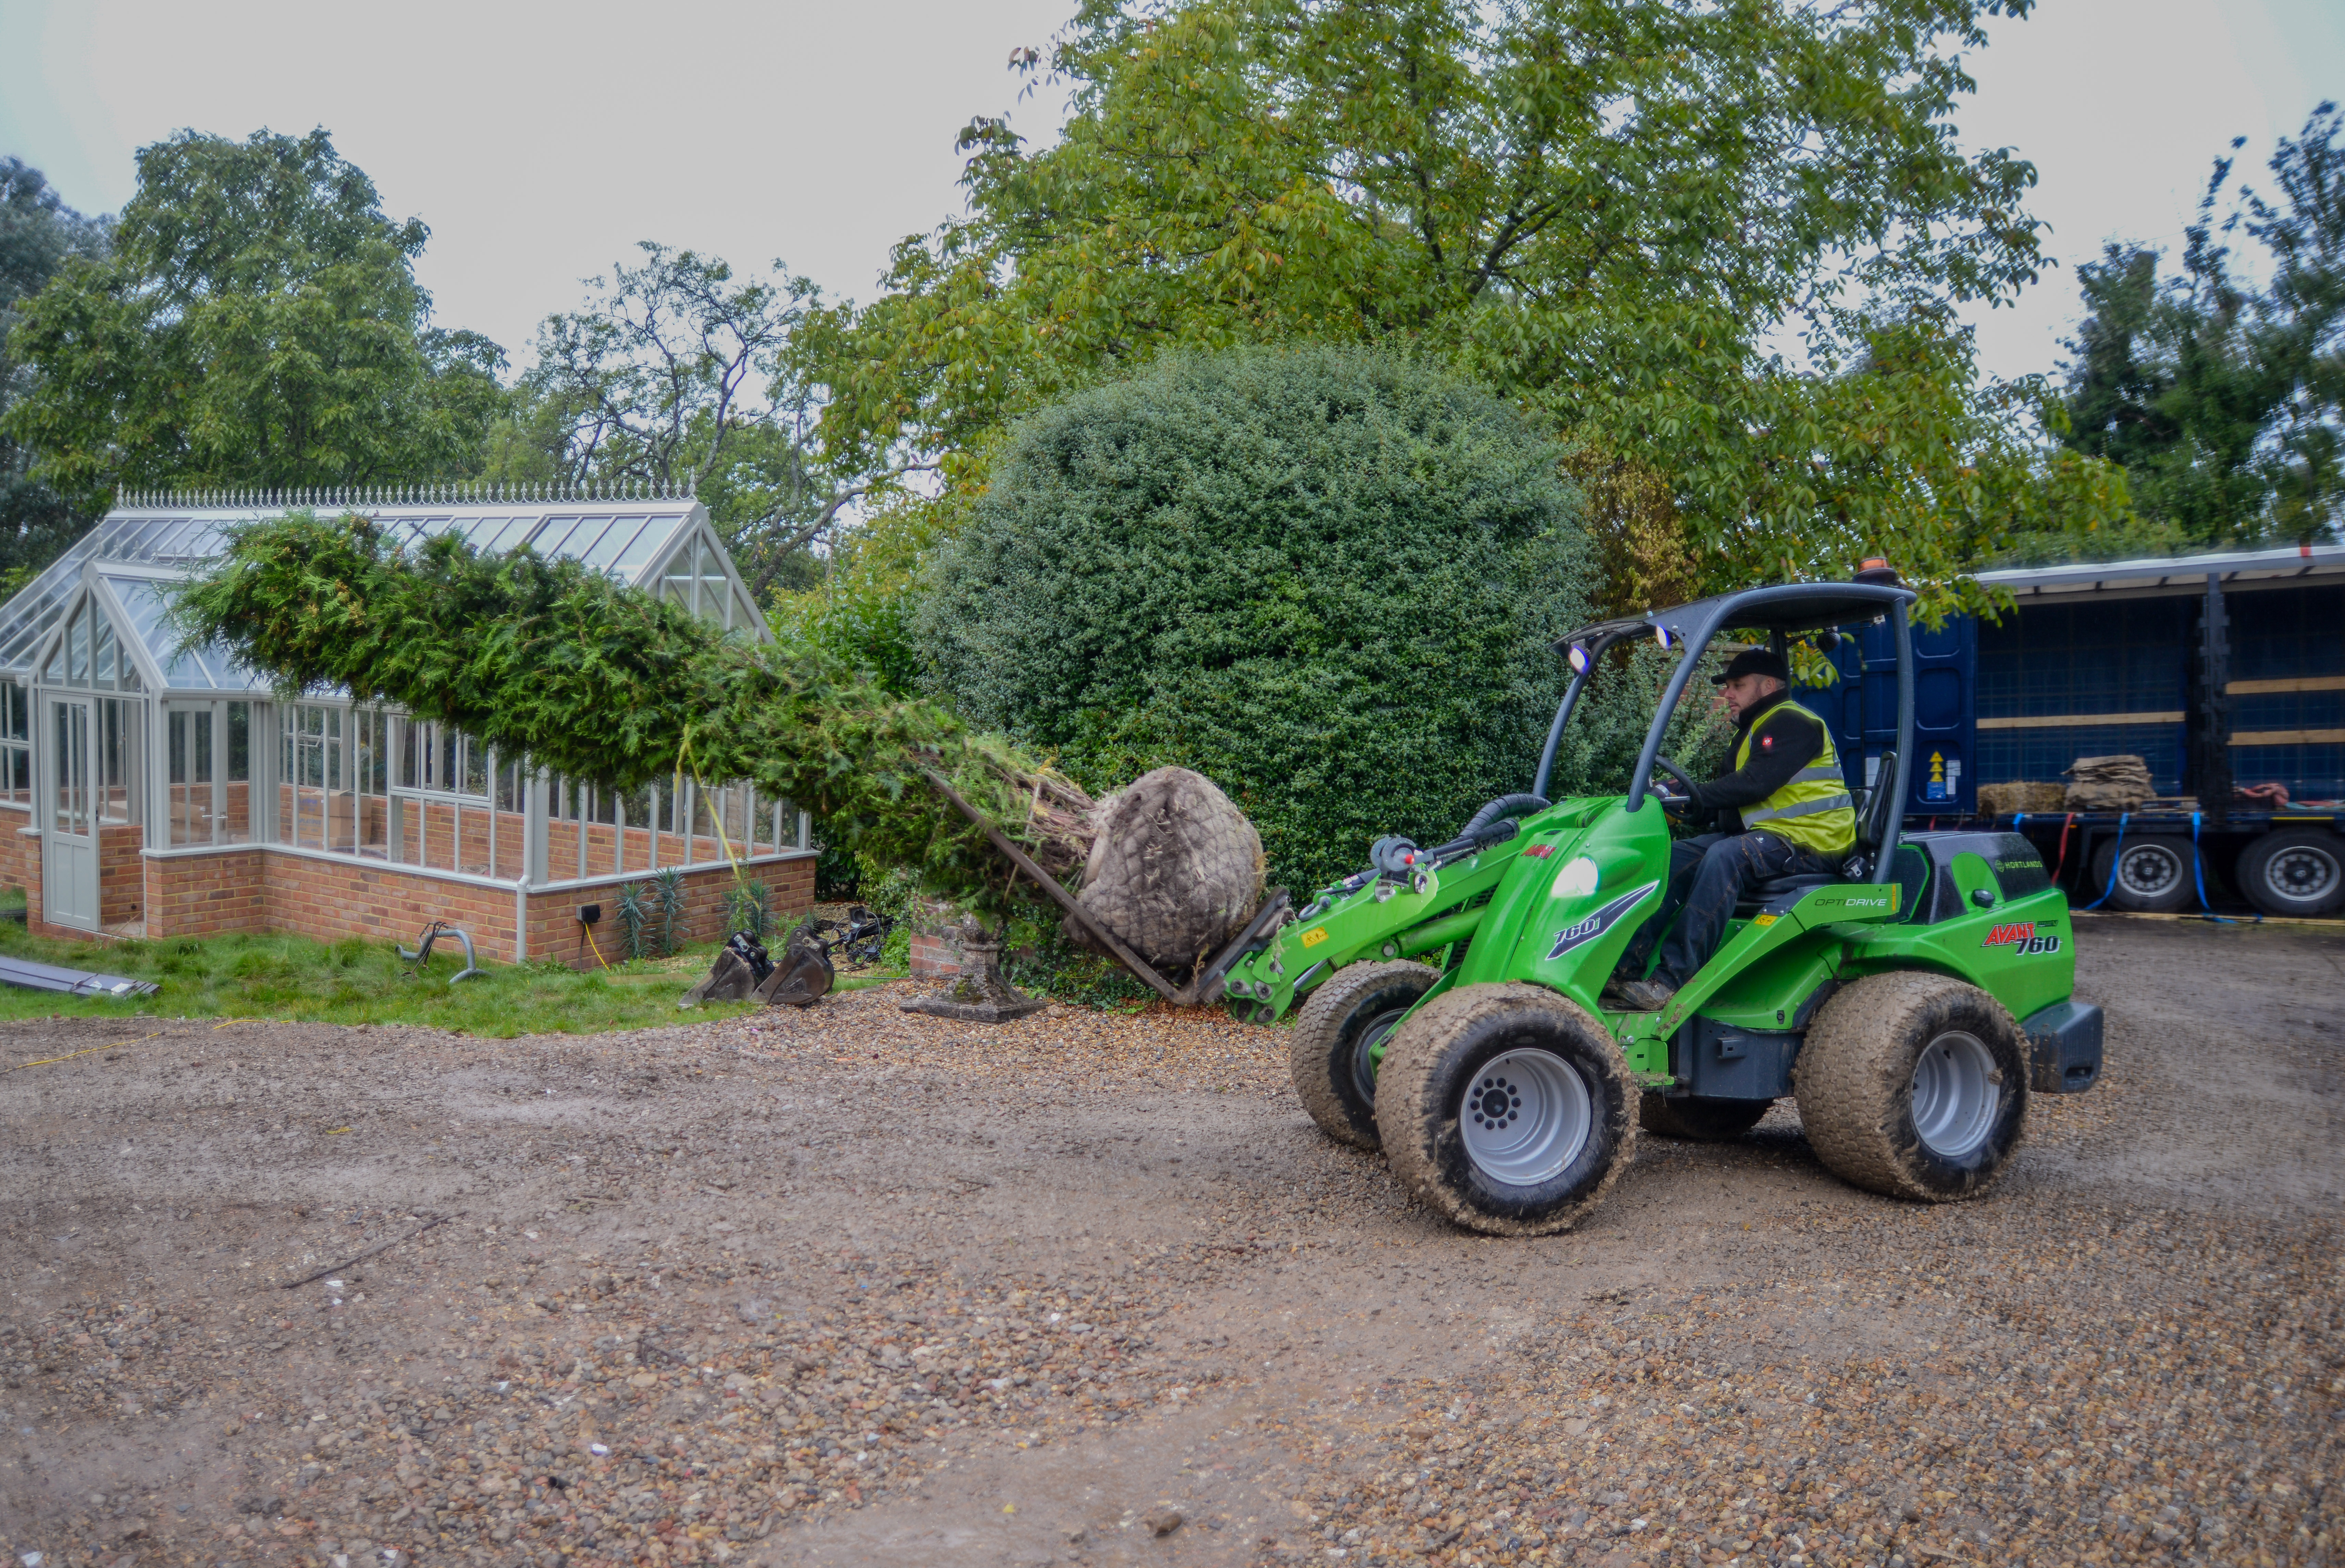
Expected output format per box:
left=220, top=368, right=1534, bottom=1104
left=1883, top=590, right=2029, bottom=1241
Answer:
left=1546, top=881, right=1659, bottom=961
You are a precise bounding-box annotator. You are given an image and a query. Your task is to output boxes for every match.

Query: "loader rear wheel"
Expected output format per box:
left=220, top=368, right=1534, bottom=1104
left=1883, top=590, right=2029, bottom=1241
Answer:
left=1639, top=1092, right=1770, bottom=1141
left=1378, top=983, right=1636, bottom=1236
left=1288, top=961, right=1439, bottom=1150
left=1795, top=970, right=2029, bottom=1202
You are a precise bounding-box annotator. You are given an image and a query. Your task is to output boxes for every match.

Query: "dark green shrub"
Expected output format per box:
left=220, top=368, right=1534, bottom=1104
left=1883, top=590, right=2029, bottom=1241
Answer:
left=919, top=346, right=1599, bottom=895
left=1002, top=920, right=1157, bottom=1011
left=724, top=879, right=774, bottom=942
left=652, top=869, right=687, bottom=955
left=615, top=883, right=655, bottom=960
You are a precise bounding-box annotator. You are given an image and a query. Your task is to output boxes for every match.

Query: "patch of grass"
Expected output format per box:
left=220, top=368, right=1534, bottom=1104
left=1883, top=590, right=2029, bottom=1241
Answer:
left=0, top=921, right=752, bottom=1037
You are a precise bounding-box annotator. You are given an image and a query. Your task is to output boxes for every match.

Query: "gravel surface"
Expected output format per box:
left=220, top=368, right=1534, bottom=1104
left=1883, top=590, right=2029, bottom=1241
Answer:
left=1, top=915, right=2337, bottom=1568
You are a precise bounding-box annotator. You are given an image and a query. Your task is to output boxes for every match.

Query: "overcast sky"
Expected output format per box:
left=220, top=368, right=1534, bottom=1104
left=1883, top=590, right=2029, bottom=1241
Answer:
left=2, top=0, right=2339, bottom=392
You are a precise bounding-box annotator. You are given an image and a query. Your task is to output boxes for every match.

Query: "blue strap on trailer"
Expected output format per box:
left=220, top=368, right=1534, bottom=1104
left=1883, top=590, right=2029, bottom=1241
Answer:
left=2078, top=812, right=2130, bottom=910
left=2187, top=810, right=2261, bottom=924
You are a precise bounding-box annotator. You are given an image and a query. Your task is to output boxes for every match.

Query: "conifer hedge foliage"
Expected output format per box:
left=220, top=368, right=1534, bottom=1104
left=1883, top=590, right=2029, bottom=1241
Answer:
left=170, top=513, right=1094, bottom=920
left=917, top=346, right=1598, bottom=894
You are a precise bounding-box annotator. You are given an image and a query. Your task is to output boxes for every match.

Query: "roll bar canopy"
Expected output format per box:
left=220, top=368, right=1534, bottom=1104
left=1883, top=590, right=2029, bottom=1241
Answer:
left=1535, top=579, right=1921, bottom=889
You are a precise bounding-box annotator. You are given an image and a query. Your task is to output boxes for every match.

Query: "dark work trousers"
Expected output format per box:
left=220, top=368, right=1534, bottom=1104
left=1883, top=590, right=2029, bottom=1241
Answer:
left=1616, top=831, right=1834, bottom=987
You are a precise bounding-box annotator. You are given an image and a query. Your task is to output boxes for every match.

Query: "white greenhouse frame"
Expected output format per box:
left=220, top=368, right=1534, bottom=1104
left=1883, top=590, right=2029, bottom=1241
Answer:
left=0, top=488, right=811, bottom=937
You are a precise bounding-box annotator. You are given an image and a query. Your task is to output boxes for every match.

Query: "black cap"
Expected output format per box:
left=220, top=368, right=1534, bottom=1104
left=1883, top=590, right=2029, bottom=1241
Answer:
left=1711, top=648, right=1790, bottom=686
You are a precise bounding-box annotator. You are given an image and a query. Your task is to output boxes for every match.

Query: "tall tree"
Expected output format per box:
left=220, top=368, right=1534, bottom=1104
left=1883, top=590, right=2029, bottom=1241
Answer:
left=2057, top=103, right=2344, bottom=547
left=0, top=157, right=110, bottom=583
left=3, top=128, right=504, bottom=509
left=803, top=0, right=2125, bottom=611
left=515, top=246, right=930, bottom=600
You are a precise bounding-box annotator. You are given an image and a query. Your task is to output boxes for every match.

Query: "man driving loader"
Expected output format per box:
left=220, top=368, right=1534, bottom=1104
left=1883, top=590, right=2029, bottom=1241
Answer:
left=1605, top=648, right=1857, bottom=1012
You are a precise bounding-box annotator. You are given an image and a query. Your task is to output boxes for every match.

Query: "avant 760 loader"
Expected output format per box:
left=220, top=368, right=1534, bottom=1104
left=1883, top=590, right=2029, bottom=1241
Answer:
left=1214, top=575, right=2105, bottom=1236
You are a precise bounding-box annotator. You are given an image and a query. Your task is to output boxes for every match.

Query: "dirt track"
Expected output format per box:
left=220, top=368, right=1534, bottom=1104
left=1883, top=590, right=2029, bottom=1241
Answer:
left=2, top=916, right=2339, bottom=1568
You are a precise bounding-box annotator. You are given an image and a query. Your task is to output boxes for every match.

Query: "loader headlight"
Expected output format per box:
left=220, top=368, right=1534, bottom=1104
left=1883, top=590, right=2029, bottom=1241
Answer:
left=1567, top=643, right=1591, bottom=674
left=1552, top=856, right=1601, bottom=898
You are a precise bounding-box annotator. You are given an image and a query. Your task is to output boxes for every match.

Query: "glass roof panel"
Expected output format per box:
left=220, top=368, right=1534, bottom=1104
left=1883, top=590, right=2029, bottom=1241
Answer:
left=103, top=575, right=264, bottom=690
left=465, top=514, right=537, bottom=553
left=0, top=498, right=764, bottom=682
left=573, top=516, right=644, bottom=568
left=612, top=513, right=688, bottom=578
left=531, top=515, right=591, bottom=557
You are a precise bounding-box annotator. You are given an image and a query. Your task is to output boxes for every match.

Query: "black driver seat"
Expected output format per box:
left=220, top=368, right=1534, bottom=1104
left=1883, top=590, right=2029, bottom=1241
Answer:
left=1733, top=750, right=1896, bottom=914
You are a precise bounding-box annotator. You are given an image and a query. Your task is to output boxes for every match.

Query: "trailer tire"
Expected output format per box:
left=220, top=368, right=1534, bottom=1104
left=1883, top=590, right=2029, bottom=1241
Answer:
left=1379, top=983, right=1636, bottom=1236
left=1288, top=961, right=1438, bottom=1150
left=2087, top=834, right=2201, bottom=912
left=2236, top=829, right=2345, bottom=917
left=1639, top=1092, right=1771, bottom=1141
left=1795, top=970, right=2029, bottom=1202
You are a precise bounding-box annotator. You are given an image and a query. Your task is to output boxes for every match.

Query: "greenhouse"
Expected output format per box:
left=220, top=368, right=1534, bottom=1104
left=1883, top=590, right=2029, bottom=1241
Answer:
left=0, top=486, right=814, bottom=958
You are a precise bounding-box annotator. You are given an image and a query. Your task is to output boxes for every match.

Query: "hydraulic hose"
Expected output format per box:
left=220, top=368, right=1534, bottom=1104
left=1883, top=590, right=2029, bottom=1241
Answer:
left=1459, top=793, right=1550, bottom=841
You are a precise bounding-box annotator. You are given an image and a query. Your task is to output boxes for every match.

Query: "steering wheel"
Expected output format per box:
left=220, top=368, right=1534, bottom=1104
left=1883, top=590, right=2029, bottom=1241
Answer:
left=1651, top=755, right=1699, bottom=811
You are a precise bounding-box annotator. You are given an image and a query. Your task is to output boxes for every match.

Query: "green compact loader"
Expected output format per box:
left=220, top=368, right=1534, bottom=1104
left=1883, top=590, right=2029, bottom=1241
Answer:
left=1219, top=575, right=2103, bottom=1236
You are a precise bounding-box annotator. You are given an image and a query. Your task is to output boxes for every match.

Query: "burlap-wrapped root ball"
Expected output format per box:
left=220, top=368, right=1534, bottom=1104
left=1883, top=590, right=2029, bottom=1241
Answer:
left=1071, top=767, right=1266, bottom=974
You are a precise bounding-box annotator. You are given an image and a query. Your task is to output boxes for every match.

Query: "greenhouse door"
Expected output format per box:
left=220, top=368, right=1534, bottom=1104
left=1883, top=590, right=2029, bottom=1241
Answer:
left=42, top=695, right=98, bottom=931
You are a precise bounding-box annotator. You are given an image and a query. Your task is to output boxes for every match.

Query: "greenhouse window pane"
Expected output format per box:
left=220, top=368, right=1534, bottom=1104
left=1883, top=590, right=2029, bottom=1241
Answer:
left=532, top=515, right=588, bottom=557
left=555, top=516, right=621, bottom=561
left=461, top=514, right=531, bottom=551
left=575, top=517, right=648, bottom=568
left=615, top=513, right=688, bottom=578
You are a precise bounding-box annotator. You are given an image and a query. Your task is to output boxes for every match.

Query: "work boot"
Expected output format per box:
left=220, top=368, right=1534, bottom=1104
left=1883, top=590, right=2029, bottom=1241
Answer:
left=1611, top=978, right=1677, bottom=1013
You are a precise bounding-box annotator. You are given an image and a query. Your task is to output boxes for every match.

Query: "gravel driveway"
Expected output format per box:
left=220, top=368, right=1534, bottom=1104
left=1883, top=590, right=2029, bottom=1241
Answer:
left=1, top=916, right=2338, bottom=1568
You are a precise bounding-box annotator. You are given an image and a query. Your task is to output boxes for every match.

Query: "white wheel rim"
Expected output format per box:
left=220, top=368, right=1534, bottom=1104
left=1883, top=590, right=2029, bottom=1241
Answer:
left=2266, top=844, right=2339, bottom=903
left=2116, top=843, right=2183, bottom=899
left=1910, top=1029, right=1999, bottom=1159
left=1459, top=1048, right=1592, bottom=1187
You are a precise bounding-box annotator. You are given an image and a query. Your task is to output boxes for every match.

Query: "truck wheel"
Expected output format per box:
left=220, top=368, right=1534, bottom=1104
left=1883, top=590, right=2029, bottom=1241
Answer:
left=1639, top=1093, right=1770, bottom=1141
left=1378, top=983, right=1636, bottom=1236
left=1288, top=961, right=1438, bottom=1149
left=2236, top=829, right=2345, bottom=917
left=2087, top=834, right=2201, bottom=912
left=1795, top=971, right=2029, bottom=1202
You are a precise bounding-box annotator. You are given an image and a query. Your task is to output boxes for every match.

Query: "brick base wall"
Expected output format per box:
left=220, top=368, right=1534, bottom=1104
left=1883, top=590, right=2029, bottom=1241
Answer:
left=0, top=802, right=32, bottom=893
left=106, top=846, right=815, bottom=965
left=521, top=855, right=817, bottom=970
left=909, top=931, right=962, bottom=978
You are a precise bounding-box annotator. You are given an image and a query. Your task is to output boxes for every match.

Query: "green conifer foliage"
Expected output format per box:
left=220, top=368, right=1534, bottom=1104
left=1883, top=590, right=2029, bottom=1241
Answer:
left=169, top=510, right=1095, bottom=918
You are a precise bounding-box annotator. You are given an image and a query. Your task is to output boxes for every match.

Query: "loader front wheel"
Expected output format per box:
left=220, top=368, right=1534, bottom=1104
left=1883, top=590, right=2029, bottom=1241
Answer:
left=1379, top=984, right=1636, bottom=1236
left=1639, top=1092, right=1770, bottom=1141
left=1795, top=970, right=2029, bottom=1202
left=1288, top=961, right=1439, bottom=1149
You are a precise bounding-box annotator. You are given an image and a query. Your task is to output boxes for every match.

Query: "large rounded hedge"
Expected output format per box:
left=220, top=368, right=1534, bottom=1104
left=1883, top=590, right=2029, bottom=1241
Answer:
left=918, top=346, right=1599, bottom=895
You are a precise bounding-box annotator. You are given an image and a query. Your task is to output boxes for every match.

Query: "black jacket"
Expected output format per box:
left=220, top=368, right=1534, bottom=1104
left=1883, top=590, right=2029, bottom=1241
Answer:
left=1692, top=689, right=1830, bottom=834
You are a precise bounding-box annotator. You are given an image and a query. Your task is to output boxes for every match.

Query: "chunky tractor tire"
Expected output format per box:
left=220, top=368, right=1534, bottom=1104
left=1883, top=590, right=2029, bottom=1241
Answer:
left=2087, top=834, right=2201, bottom=913
left=1639, top=1092, right=1770, bottom=1141
left=1379, top=983, right=1637, bottom=1236
left=2236, top=829, right=2345, bottom=917
left=1795, top=971, right=2029, bottom=1202
left=1288, top=961, right=1439, bottom=1149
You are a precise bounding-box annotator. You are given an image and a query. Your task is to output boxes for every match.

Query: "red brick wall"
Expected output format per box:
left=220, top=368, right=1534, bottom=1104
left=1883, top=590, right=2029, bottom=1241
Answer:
left=20, top=824, right=50, bottom=938
left=144, top=848, right=265, bottom=938
left=521, top=854, right=816, bottom=970
left=127, top=845, right=816, bottom=967
left=261, top=856, right=526, bottom=960
left=98, top=822, right=143, bottom=927
left=910, top=931, right=962, bottom=978
left=0, top=802, right=32, bottom=893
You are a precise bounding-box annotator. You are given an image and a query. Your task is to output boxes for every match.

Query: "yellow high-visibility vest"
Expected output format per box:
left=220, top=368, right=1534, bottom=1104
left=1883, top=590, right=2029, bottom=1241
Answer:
left=1733, top=700, right=1856, bottom=858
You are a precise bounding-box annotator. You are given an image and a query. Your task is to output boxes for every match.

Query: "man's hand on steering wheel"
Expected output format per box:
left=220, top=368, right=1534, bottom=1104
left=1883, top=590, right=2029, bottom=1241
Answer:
left=1652, top=756, right=1702, bottom=817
